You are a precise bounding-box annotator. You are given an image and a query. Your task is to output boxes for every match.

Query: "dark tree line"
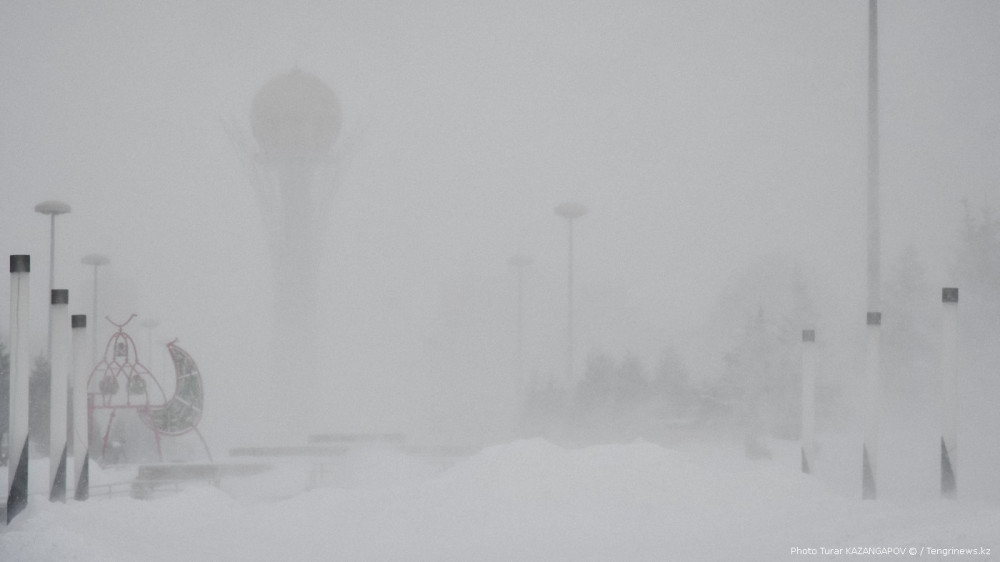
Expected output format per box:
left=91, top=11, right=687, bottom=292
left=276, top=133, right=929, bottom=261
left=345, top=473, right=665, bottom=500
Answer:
left=523, top=201, right=1000, bottom=447
left=0, top=347, right=56, bottom=458
left=0, top=341, right=7, bottom=458
left=521, top=348, right=700, bottom=444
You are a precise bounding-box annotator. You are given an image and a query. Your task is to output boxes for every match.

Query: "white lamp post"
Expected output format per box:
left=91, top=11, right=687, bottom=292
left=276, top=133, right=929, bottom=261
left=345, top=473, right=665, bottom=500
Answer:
left=554, top=202, right=587, bottom=386
left=48, top=289, right=70, bottom=503
left=35, top=200, right=71, bottom=358
left=801, top=329, right=817, bottom=474
left=81, top=253, right=110, bottom=364
left=863, top=0, right=882, bottom=501
left=941, top=288, right=959, bottom=499
left=7, top=255, right=31, bottom=522
left=71, top=314, right=89, bottom=501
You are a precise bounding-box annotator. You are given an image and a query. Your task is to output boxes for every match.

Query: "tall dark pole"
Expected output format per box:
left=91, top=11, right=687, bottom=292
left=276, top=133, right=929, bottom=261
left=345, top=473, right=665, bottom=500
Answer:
left=863, top=0, right=882, bottom=501
left=554, top=202, right=587, bottom=387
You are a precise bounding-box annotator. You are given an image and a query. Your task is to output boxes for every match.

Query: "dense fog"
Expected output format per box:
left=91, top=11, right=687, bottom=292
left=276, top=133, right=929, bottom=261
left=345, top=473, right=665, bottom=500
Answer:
left=1, top=1, right=999, bottom=468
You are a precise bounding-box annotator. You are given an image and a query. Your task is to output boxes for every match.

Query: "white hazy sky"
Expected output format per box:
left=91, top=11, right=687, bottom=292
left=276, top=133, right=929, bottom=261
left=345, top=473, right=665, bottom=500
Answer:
left=1, top=1, right=998, bottom=446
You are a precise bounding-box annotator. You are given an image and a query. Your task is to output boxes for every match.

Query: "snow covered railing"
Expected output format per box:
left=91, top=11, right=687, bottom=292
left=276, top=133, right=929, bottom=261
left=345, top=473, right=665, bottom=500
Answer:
left=229, top=433, right=411, bottom=459
left=229, top=446, right=349, bottom=458
left=129, top=480, right=184, bottom=500
left=307, top=433, right=406, bottom=445
left=81, top=481, right=135, bottom=499
left=130, top=463, right=272, bottom=499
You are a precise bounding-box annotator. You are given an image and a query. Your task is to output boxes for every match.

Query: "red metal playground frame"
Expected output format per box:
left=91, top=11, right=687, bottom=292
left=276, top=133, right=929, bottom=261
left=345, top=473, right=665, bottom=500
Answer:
left=87, top=315, right=212, bottom=464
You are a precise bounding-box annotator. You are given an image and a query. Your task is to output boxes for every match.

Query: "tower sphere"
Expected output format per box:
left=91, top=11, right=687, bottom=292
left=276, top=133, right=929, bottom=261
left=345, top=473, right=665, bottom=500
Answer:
left=251, top=69, right=341, bottom=163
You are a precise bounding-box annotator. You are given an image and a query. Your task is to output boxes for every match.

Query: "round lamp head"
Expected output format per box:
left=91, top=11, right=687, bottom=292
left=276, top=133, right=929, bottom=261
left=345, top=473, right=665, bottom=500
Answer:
left=34, top=200, right=72, bottom=216
left=81, top=253, right=110, bottom=266
left=554, top=201, right=588, bottom=219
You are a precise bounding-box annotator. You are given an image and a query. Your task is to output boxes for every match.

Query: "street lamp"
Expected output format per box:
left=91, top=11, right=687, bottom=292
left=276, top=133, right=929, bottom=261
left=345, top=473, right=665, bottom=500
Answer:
left=862, top=0, right=882, bottom=502
left=35, top=200, right=71, bottom=358
left=81, top=253, right=110, bottom=364
left=554, top=201, right=587, bottom=386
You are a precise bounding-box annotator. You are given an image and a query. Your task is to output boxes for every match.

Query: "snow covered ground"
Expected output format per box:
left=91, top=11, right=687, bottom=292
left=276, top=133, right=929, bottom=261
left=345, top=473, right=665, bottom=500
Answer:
left=2, top=436, right=998, bottom=561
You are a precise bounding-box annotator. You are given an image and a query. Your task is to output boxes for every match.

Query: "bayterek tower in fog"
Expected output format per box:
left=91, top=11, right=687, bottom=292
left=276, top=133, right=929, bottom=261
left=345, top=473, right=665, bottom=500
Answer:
left=231, top=69, right=343, bottom=422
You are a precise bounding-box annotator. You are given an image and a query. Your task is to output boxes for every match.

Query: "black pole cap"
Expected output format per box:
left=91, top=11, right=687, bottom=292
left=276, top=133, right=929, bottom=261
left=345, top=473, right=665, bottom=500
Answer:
left=10, top=255, right=29, bottom=273
left=802, top=329, right=815, bottom=343
left=942, top=288, right=958, bottom=303
left=867, top=312, right=881, bottom=326
left=72, top=314, right=87, bottom=328
left=51, top=289, right=69, bottom=305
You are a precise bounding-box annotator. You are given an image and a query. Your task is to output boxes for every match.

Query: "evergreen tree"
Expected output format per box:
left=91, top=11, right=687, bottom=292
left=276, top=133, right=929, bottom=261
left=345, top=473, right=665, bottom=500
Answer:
left=575, top=350, right=616, bottom=412
left=570, top=351, right=651, bottom=442
left=1, top=339, right=9, bottom=456
left=520, top=375, right=570, bottom=439
left=721, top=306, right=800, bottom=441
left=612, top=353, right=648, bottom=409
left=704, top=256, right=823, bottom=437
left=956, top=202, right=1000, bottom=345
left=882, top=245, right=936, bottom=397
left=721, top=309, right=774, bottom=457
left=29, top=353, right=50, bottom=455
left=954, top=201, right=1000, bottom=399
left=652, top=346, right=695, bottom=418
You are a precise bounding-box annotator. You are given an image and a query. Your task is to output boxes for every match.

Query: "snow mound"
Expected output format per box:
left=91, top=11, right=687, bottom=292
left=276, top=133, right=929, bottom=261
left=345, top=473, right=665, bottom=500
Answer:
left=2, top=439, right=998, bottom=561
